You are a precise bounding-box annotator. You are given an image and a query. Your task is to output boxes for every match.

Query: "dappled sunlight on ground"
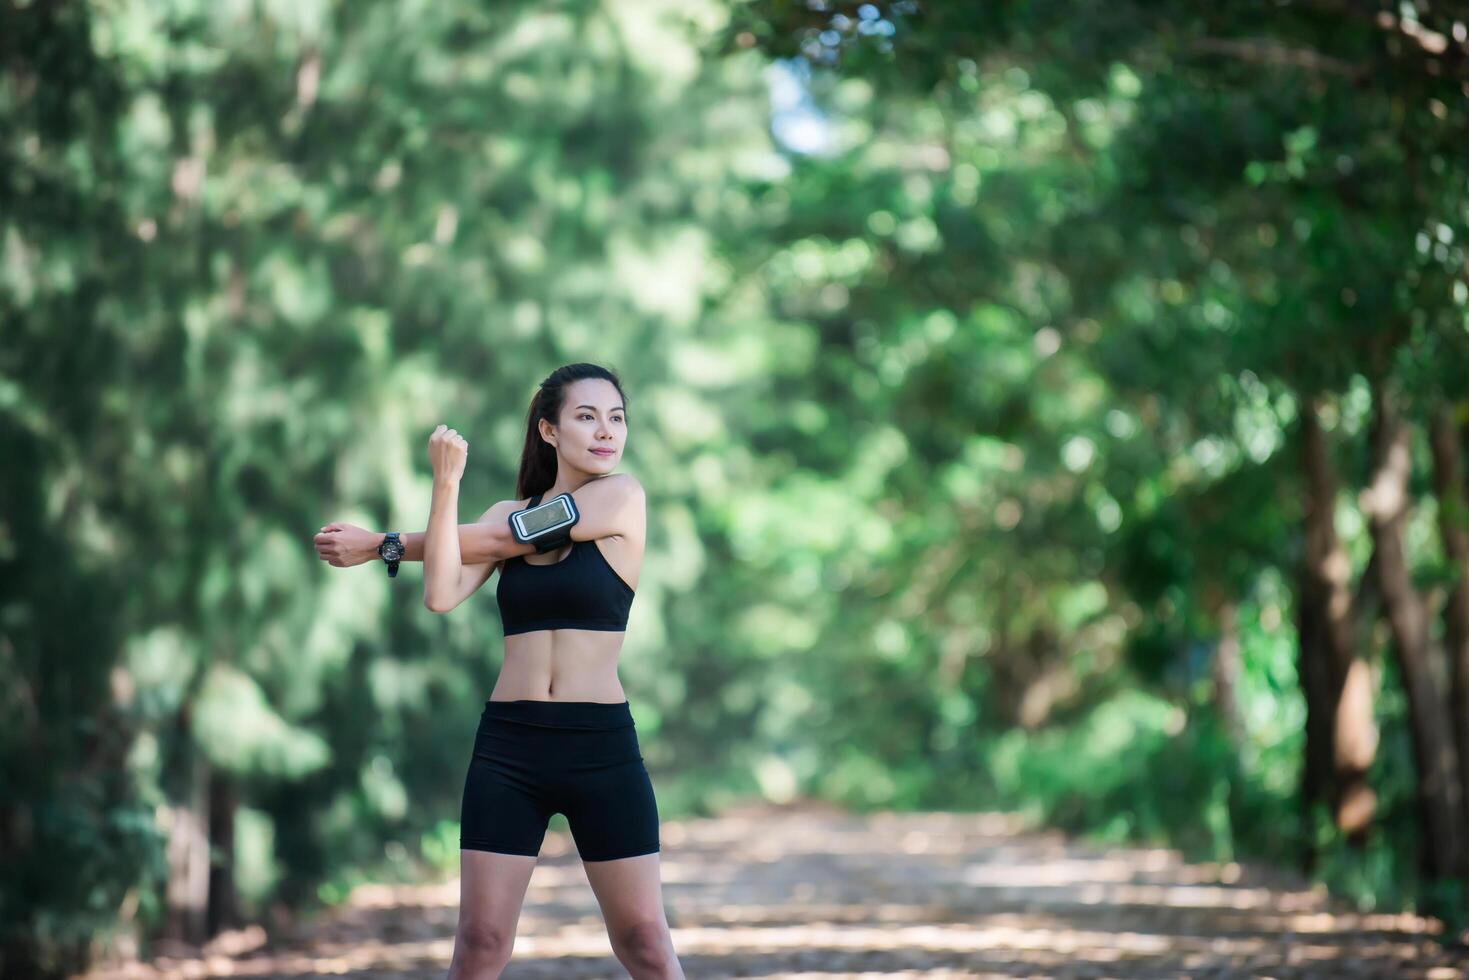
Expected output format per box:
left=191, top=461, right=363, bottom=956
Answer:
left=75, top=804, right=1467, bottom=978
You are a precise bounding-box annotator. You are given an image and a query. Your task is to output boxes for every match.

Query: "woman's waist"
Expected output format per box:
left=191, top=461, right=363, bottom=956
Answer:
left=481, top=696, right=635, bottom=731
left=501, top=630, right=626, bottom=657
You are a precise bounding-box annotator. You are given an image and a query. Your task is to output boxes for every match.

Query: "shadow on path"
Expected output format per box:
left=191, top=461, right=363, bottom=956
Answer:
left=75, top=804, right=1468, bottom=979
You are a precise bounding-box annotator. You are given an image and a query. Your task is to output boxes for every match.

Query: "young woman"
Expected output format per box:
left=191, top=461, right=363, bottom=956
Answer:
left=314, top=363, right=683, bottom=979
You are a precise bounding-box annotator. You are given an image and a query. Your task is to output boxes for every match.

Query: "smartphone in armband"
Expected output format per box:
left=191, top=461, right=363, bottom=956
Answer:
left=509, top=492, right=580, bottom=553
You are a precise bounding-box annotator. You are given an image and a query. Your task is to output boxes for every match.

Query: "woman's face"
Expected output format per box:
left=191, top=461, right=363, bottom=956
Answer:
left=545, top=378, right=626, bottom=474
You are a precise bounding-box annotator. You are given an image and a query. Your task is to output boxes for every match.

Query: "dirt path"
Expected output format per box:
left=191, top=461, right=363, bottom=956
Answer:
left=80, top=804, right=1468, bottom=979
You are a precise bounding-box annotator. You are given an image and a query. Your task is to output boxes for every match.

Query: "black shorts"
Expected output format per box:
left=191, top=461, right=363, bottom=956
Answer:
left=459, top=698, right=660, bottom=861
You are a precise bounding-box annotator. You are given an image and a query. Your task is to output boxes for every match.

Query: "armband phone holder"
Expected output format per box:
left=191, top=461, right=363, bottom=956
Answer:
left=509, top=492, right=580, bottom=553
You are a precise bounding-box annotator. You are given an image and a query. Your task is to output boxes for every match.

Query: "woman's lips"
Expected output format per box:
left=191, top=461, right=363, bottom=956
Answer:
left=591, top=448, right=615, bottom=456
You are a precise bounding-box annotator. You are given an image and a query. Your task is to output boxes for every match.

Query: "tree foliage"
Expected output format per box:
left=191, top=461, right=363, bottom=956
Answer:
left=4, top=0, right=1469, bottom=974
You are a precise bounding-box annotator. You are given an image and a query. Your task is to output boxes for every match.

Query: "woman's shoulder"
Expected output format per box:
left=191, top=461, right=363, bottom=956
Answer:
left=587, top=472, right=645, bottom=500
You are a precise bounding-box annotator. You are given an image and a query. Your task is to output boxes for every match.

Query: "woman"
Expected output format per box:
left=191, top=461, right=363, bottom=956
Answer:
left=314, top=363, right=683, bottom=979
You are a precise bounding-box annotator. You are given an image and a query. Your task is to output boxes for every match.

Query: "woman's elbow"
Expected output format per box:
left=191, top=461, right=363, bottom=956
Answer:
left=423, top=567, right=462, bottom=613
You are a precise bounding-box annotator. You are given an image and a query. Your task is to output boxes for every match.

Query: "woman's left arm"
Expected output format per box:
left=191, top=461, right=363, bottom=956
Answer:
left=313, top=514, right=518, bottom=568
left=313, top=473, right=643, bottom=571
left=567, top=473, right=645, bottom=542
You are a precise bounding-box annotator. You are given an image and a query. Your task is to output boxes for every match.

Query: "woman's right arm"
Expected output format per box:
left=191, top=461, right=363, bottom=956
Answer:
left=422, top=426, right=468, bottom=612
left=419, top=500, right=524, bottom=613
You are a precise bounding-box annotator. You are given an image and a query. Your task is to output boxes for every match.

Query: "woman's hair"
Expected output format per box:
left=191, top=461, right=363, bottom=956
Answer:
left=514, top=363, right=628, bottom=500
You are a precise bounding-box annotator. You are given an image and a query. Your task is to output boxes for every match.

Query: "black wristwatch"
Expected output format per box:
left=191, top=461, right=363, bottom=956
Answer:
left=377, top=531, right=404, bottom=578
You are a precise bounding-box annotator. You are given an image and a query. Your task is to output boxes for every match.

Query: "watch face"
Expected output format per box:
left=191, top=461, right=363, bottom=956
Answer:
left=383, top=542, right=403, bottom=560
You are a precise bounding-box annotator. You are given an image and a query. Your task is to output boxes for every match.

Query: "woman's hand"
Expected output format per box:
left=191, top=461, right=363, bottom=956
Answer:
left=314, top=523, right=383, bottom=567
left=429, top=424, right=468, bottom=484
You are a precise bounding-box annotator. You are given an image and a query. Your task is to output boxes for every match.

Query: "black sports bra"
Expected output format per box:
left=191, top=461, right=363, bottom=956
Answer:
left=495, top=492, right=636, bottom=636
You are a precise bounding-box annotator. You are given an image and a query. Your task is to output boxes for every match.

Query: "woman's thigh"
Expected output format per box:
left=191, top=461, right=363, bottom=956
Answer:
left=559, top=757, right=660, bottom=862
left=460, top=741, right=554, bottom=857
left=580, top=850, right=670, bottom=936
left=454, top=849, right=538, bottom=951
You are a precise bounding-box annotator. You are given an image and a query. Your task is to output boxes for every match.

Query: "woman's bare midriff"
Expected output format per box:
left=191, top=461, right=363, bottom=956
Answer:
left=490, top=629, right=628, bottom=703
left=489, top=536, right=638, bottom=703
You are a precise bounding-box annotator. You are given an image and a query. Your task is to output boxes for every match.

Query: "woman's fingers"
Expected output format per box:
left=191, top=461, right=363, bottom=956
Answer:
left=313, top=528, right=346, bottom=564
left=429, top=424, right=470, bottom=479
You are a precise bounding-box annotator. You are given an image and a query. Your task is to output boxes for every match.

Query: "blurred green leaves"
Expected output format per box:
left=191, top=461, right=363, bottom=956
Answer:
left=8, top=0, right=1469, bottom=970
left=194, top=665, right=331, bottom=778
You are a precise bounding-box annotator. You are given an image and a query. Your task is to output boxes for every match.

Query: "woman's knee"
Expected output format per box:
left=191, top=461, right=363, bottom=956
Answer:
left=613, top=919, right=675, bottom=970
left=452, top=919, right=515, bottom=973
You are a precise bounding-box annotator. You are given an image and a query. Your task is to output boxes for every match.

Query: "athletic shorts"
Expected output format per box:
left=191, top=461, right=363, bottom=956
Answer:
left=459, top=698, right=660, bottom=861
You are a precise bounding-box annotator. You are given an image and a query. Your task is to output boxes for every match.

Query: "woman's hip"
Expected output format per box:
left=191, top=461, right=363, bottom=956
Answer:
left=472, top=698, right=644, bottom=770
left=482, top=697, right=635, bottom=729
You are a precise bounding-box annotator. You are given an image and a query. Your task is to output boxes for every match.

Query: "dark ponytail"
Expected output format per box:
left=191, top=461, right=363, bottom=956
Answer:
left=514, top=363, right=628, bottom=500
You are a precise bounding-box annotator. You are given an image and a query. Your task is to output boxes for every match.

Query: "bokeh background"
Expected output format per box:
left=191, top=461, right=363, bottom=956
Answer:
left=5, top=0, right=1469, bottom=975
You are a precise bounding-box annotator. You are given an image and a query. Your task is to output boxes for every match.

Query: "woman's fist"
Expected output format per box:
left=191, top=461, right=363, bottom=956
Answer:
left=313, top=522, right=382, bottom=567
left=429, top=424, right=468, bottom=483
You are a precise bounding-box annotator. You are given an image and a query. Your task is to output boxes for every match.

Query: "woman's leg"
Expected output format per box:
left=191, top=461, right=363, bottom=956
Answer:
left=547, top=703, right=678, bottom=977
left=582, top=852, right=683, bottom=980
left=566, top=755, right=678, bottom=978
left=455, top=708, right=554, bottom=978
left=447, top=850, right=538, bottom=980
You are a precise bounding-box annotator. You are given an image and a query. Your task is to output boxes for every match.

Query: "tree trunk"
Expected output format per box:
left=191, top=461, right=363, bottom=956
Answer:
left=207, top=770, right=238, bottom=936
left=1427, top=404, right=1469, bottom=835
left=1294, top=555, right=1333, bottom=869
left=1362, top=381, right=1467, bottom=880
left=163, top=730, right=211, bottom=945
left=1299, top=394, right=1377, bottom=839
left=1206, top=590, right=1242, bottom=742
